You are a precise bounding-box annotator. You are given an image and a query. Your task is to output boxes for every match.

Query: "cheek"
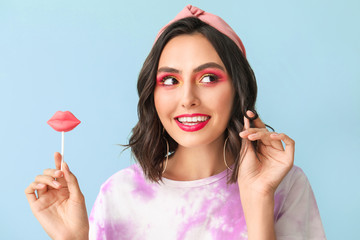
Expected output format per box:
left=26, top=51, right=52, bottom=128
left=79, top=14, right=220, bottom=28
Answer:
left=207, top=84, right=235, bottom=115
left=154, top=88, right=174, bottom=120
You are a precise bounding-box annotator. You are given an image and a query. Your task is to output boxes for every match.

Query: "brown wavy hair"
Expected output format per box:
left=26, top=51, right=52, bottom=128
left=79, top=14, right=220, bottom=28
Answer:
left=126, top=17, right=258, bottom=184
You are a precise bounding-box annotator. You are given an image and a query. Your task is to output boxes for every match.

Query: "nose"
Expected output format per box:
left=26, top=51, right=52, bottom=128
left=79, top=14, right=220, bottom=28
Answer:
left=180, top=82, right=200, bottom=109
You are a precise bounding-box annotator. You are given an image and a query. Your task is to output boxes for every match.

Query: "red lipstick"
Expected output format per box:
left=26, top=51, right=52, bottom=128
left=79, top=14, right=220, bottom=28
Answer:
left=174, top=114, right=210, bottom=132
left=47, top=111, right=81, bottom=132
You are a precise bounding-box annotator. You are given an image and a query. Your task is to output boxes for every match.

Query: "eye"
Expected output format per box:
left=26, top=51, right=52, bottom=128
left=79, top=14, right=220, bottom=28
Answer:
left=161, top=76, right=179, bottom=86
left=200, top=74, right=219, bottom=84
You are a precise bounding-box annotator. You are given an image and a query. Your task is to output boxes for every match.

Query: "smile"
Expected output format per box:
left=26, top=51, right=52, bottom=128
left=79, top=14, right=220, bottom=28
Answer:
left=174, top=114, right=211, bottom=132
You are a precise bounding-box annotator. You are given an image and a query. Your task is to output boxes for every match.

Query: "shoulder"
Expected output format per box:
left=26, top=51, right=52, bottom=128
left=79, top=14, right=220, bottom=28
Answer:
left=98, top=163, right=159, bottom=201
left=99, top=163, right=145, bottom=193
left=275, top=164, right=318, bottom=213
left=274, top=168, right=326, bottom=238
left=285, top=164, right=307, bottom=181
left=89, top=164, right=148, bottom=238
left=276, top=165, right=309, bottom=193
left=275, top=165, right=315, bottom=206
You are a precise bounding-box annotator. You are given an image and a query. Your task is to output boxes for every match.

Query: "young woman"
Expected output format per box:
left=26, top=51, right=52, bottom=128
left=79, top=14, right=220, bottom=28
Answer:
left=25, top=5, right=326, bottom=240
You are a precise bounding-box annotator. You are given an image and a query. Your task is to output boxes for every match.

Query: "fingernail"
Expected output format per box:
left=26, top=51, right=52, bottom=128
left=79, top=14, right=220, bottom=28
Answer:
left=36, top=183, right=45, bottom=188
left=55, top=170, right=63, bottom=177
left=249, top=133, right=257, bottom=138
left=52, top=181, right=61, bottom=187
left=271, top=133, right=279, bottom=136
left=64, top=162, right=70, bottom=172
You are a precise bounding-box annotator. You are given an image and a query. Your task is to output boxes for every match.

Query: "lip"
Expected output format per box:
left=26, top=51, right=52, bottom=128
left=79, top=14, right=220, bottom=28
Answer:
left=174, top=113, right=210, bottom=132
left=47, top=111, right=81, bottom=132
left=175, top=113, right=210, bottom=118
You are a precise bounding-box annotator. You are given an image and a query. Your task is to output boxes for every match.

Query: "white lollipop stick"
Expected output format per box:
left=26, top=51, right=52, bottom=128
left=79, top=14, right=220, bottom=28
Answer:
left=47, top=111, right=81, bottom=171
left=61, top=131, right=64, bottom=171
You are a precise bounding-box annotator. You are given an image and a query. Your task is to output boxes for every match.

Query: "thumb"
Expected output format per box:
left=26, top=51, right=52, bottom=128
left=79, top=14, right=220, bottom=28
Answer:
left=54, top=152, right=62, bottom=170
left=62, top=161, right=84, bottom=201
left=241, top=138, right=257, bottom=161
left=239, top=138, right=262, bottom=174
left=246, top=110, right=266, bottom=128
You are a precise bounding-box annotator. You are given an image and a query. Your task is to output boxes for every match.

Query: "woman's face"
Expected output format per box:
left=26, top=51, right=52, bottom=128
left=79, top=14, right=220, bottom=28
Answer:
left=154, top=33, right=235, bottom=148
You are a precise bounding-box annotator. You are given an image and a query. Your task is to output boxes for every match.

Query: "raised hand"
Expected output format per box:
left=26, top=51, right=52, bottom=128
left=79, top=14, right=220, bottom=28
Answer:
left=238, top=110, right=295, bottom=196
left=25, top=152, right=89, bottom=240
left=237, top=111, right=295, bottom=239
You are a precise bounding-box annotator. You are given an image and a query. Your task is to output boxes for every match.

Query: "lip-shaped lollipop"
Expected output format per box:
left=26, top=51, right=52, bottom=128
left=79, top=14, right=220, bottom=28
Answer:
left=47, top=111, right=81, bottom=132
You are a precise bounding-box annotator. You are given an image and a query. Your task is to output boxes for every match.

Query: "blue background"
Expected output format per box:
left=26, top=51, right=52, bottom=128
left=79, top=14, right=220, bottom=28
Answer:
left=1, top=0, right=359, bottom=239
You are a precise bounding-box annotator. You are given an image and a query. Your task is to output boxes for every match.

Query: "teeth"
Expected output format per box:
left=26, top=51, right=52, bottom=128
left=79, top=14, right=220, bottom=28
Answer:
left=177, top=116, right=210, bottom=123
left=182, top=122, right=198, bottom=126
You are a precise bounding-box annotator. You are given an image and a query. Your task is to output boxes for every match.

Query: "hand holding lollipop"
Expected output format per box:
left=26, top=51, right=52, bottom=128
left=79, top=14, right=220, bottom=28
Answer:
left=47, top=111, right=81, bottom=170
left=25, top=110, right=88, bottom=239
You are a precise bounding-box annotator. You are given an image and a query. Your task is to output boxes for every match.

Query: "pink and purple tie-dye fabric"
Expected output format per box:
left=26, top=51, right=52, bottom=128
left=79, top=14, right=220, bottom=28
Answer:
left=89, top=164, right=326, bottom=239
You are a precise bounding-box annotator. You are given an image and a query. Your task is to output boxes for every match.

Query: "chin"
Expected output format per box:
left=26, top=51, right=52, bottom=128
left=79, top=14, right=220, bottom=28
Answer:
left=172, top=134, right=222, bottom=149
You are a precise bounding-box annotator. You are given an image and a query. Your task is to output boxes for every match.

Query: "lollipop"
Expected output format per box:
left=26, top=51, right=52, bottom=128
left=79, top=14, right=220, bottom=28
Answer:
left=47, top=111, right=81, bottom=170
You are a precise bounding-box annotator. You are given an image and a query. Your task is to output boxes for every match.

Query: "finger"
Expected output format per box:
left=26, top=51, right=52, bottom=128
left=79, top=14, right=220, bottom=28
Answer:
left=36, top=182, right=48, bottom=197
left=239, top=128, right=268, bottom=138
left=270, top=133, right=295, bottom=158
left=43, top=168, right=66, bottom=185
left=241, top=130, right=284, bottom=151
left=62, top=162, right=84, bottom=201
left=54, top=152, right=62, bottom=170
left=246, top=110, right=266, bottom=128
left=243, top=114, right=250, bottom=130
left=25, top=182, right=46, bottom=203
left=34, top=175, right=62, bottom=189
left=43, top=168, right=64, bottom=178
left=246, top=131, right=277, bottom=150
left=41, top=168, right=66, bottom=189
left=238, top=138, right=258, bottom=171
left=247, top=131, right=270, bottom=142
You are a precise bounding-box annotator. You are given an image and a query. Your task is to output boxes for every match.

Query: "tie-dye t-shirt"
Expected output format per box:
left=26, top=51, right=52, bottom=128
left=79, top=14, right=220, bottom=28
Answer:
left=89, top=164, right=326, bottom=240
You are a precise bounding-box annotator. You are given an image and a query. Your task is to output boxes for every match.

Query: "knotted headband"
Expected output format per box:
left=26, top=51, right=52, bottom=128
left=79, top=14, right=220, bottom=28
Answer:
left=155, top=4, right=246, bottom=57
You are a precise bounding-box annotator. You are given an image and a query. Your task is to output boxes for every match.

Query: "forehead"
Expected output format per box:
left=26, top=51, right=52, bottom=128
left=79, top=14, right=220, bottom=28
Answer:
left=158, top=33, right=225, bottom=70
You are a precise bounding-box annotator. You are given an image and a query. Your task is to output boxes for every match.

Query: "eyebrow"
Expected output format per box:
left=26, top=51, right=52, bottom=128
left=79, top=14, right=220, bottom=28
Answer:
left=157, top=62, right=225, bottom=74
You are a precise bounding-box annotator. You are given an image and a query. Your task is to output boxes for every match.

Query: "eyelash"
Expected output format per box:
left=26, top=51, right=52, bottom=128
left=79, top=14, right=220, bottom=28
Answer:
left=200, top=74, right=219, bottom=84
left=159, top=73, right=220, bottom=86
left=160, top=76, right=179, bottom=86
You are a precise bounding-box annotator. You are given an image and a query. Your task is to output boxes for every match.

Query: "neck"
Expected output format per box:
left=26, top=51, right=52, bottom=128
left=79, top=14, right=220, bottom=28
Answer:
left=163, top=135, right=234, bottom=181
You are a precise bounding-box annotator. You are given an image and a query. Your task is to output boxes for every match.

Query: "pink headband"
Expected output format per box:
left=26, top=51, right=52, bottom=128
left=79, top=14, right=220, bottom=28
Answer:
left=155, top=5, right=246, bottom=57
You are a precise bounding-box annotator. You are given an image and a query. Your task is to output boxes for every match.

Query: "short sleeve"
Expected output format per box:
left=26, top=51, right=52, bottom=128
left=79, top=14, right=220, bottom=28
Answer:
left=275, top=167, right=326, bottom=240
left=88, top=166, right=142, bottom=240
left=89, top=188, right=107, bottom=240
left=88, top=180, right=125, bottom=240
